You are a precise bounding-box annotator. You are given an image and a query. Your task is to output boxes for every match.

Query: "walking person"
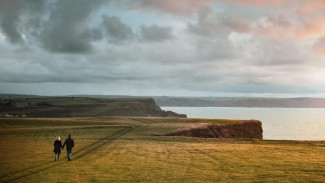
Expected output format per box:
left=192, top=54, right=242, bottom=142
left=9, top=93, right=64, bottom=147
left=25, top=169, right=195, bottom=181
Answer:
left=53, top=136, right=63, bottom=161
left=63, top=134, right=74, bottom=161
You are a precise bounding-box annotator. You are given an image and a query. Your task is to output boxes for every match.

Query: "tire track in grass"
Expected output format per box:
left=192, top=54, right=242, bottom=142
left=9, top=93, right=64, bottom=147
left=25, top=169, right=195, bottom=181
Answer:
left=0, top=126, right=137, bottom=183
left=2, top=126, right=136, bottom=182
left=192, top=147, right=233, bottom=174
left=193, top=148, right=219, bottom=162
left=73, top=125, right=137, bottom=160
left=0, top=126, right=122, bottom=179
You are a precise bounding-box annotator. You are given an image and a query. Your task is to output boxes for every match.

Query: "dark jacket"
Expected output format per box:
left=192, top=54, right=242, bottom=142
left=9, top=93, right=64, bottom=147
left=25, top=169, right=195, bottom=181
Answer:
left=53, top=140, right=63, bottom=153
left=63, top=138, right=74, bottom=150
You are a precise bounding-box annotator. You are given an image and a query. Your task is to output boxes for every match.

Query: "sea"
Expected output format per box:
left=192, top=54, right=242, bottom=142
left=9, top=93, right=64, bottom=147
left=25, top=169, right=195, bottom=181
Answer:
left=162, top=107, right=325, bottom=140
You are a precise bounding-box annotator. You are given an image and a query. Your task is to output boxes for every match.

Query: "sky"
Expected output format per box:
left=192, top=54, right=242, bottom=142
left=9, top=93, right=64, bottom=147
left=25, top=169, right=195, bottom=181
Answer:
left=0, top=0, right=324, bottom=97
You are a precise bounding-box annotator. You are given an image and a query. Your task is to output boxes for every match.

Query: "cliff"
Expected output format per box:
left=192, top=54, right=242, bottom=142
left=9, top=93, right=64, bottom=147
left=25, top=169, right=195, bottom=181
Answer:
left=0, top=97, right=186, bottom=118
left=164, top=120, right=263, bottom=139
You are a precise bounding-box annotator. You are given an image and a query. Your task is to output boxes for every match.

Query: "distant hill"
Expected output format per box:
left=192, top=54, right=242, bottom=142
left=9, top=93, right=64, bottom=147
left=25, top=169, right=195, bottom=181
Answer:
left=2, top=94, right=325, bottom=108
left=0, top=97, right=186, bottom=118
left=154, top=97, right=325, bottom=108
left=69, top=96, right=325, bottom=108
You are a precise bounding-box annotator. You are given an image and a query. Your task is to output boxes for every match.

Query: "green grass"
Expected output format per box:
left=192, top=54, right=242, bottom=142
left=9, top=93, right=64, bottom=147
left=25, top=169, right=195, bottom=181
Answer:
left=1, top=117, right=325, bottom=182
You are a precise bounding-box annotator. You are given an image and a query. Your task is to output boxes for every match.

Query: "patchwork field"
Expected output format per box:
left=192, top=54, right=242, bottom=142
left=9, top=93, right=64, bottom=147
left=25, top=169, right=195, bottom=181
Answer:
left=1, top=117, right=325, bottom=182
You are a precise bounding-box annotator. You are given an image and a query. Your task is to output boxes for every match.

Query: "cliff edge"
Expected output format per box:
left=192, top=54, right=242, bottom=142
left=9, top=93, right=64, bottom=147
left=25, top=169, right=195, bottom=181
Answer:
left=164, top=120, right=263, bottom=139
left=0, top=97, right=187, bottom=118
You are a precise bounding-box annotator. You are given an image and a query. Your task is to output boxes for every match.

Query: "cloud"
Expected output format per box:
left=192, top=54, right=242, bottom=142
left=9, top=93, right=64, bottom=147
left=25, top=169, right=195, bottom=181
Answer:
left=127, top=0, right=211, bottom=15
left=126, top=0, right=289, bottom=16
left=314, top=37, right=325, bottom=54
left=0, top=0, right=107, bottom=53
left=139, top=25, right=174, bottom=42
left=90, top=28, right=103, bottom=41
left=126, top=0, right=324, bottom=41
left=40, top=0, right=104, bottom=53
left=218, top=0, right=288, bottom=7
left=295, top=15, right=325, bottom=40
left=187, top=10, right=250, bottom=38
left=250, top=1, right=325, bottom=40
left=0, top=0, right=45, bottom=44
left=101, top=15, right=134, bottom=43
left=0, top=0, right=325, bottom=96
left=247, top=37, right=312, bottom=66
left=298, top=0, right=325, bottom=12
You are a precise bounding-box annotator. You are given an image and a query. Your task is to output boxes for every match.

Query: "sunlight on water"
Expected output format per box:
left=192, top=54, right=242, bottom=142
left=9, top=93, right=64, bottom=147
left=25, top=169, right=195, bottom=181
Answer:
left=162, top=107, right=325, bottom=140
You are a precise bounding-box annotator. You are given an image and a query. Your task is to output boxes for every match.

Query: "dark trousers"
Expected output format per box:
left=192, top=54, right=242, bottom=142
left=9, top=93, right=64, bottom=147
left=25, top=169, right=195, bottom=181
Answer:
left=67, top=149, right=72, bottom=159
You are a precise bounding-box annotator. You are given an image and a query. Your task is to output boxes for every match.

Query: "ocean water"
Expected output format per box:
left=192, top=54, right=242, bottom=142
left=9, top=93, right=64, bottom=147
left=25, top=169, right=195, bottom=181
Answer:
left=162, top=107, right=325, bottom=140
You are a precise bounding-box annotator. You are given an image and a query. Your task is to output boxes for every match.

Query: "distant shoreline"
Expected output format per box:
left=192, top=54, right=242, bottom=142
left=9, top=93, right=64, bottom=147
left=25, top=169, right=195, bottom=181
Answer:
left=2, top=94, right=325, bottom=108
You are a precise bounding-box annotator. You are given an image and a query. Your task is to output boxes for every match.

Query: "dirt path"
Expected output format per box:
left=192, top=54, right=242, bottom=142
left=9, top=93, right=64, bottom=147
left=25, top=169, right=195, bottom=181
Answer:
left=0, top=125, right=137, bottom=183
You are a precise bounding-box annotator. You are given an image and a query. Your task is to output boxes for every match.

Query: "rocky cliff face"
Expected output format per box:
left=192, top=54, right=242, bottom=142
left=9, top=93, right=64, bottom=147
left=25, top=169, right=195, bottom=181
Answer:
left=164, top=120, right=263, bottom=139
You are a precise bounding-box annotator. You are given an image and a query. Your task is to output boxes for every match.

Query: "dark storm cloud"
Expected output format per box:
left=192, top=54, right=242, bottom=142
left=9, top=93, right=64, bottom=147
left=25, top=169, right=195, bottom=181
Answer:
left=139, top=25, right=174, bottom=42
left=40, top=0, right=104, bottom=53
left=0, top=0, right=45, bottom=44
left=101, top=15, right=134, bottom=43
left=0, top=0, right=106, bottom=53
left=90, top=28, right=103, bottom=41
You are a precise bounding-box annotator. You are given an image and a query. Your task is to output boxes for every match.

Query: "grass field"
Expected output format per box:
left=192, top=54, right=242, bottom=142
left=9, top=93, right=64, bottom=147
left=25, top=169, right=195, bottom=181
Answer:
left=1, top=117, right=325, bottom=182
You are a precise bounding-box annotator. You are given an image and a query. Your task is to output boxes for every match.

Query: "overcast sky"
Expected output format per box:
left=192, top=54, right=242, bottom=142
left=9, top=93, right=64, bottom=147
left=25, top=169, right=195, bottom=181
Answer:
left=0, top=0, right=324, bottom=97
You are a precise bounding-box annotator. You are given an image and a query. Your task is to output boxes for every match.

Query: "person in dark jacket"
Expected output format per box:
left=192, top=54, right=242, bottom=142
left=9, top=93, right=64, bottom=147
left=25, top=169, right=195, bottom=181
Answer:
left=53, top=136, right=63, bottom=161
left=63, top=134, right=74, bottom=161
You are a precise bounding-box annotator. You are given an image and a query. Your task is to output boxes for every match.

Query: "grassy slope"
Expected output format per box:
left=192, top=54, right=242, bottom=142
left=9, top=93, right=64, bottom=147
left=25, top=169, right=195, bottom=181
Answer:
left=0, top=117, right=325, bottom=183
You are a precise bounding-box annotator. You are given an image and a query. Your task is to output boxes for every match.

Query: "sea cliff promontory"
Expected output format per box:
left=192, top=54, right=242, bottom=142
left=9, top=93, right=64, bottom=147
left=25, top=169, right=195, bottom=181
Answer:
left=164, top=120, right=263, bottom=139
left=0, top=97, right=186, bottom=118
